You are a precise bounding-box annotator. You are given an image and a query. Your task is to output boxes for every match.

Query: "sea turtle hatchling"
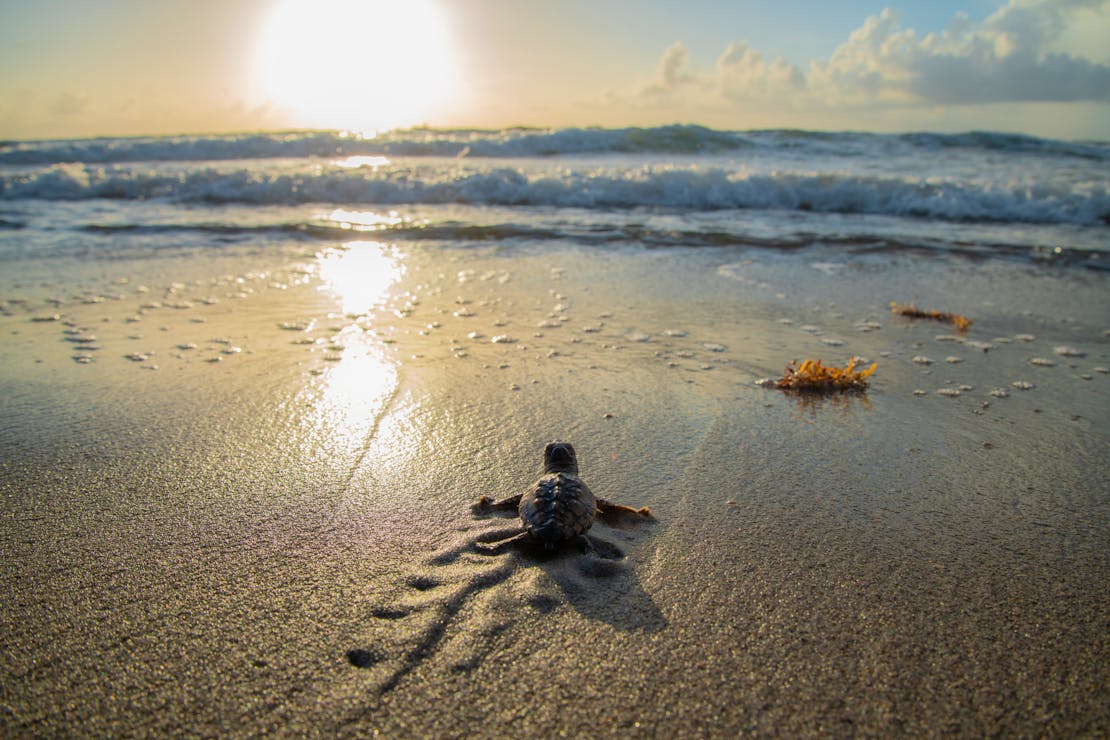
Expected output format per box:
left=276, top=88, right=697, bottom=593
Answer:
left=471, top=441, right=653, bottom=553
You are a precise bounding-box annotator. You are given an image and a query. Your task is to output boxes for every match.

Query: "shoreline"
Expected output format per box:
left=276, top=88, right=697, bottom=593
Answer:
left=2, top=242, right=1108, bottom=735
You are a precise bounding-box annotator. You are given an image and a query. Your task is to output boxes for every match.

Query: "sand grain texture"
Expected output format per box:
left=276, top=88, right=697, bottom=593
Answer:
left=2, top=244, right=1108, bottom=736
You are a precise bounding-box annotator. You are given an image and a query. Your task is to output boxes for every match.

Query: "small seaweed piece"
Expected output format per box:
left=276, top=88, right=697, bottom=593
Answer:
left=774, top=357, right=877, bottom=393
left=890, top=302, right=972, bottom=332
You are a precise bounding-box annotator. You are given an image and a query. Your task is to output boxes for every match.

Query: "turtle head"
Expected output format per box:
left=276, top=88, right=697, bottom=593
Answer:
left=543, top=441, right=578, bottom=474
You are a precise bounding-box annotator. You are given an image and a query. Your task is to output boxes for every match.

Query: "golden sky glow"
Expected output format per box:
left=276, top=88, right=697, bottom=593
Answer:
left=0, top=0, right=1107, bottom=140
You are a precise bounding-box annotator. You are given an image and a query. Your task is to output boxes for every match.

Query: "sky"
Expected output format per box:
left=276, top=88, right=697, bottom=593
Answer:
left=1, top=0, right=1108, bottom=141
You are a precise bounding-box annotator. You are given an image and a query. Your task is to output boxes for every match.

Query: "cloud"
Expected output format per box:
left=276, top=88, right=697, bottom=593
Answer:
left=716, top=42, right=806, bottom=102
left=639, top=0, right=1110, bottom=110
left=642, top=42, right=704, bottom=98
left=809, top=0, right=1110, bottom=104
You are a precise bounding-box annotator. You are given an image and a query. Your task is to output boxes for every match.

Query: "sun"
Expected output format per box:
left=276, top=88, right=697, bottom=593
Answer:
left=252, top=0, right=458, bottom=133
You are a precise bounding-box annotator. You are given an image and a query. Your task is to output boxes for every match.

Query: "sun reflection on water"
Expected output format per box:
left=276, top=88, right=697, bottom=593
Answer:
left=315, top=339, right=398, bottom=449
left=326, top=208, right=405, bottom=233
left=334, top=155, right=391, bottom=169
left=305, top=239, right=409, bottom=461
left=317, top=239, right=405, bottom=316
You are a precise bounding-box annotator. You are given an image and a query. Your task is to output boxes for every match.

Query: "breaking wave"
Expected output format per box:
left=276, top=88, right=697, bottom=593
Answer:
left=3, top=162, right=1106, bottom=226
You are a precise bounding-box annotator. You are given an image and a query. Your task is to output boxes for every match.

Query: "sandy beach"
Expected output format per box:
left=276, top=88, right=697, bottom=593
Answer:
left=1, top=239, right=1107, bottom=736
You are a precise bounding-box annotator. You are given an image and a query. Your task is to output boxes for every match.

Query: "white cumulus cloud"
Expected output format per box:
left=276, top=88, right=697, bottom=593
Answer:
left=640, top=0, right=1110, bottom=109
left=809, top=0, right=1110, bottom=104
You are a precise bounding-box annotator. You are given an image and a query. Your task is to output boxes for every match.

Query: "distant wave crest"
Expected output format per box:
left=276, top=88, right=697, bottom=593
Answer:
left=2, top=126, right=1107, bottom=165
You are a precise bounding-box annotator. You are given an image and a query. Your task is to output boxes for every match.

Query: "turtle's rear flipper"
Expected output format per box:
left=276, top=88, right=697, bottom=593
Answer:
left=583, top=534, right=624, bottom=560
left=471, top=493, right=524, bottom=516
left=596, top=499, right=654, bottom=529
left=474, top=530, right=529, bottom=554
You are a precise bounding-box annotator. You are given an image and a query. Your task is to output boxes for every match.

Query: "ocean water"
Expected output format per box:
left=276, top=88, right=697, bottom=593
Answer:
left=2, top=125, right=1108, bottom=292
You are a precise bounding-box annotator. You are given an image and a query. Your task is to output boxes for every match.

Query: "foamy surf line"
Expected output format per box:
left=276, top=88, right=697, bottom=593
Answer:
left=3, top=164, right=1107, bottom=226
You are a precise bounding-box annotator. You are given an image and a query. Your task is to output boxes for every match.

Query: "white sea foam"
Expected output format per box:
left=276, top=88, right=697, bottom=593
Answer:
left=2, top=161, right=1106, bottom=226
left=2, top=125, right=1107, bottom=267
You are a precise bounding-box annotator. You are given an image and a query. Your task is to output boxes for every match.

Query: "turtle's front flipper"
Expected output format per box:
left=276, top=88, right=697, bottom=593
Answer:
left=596, top=498, right=655, bottom=528
left=474, top=530, right=529, bottom=554
left=471, top=492, right=523, bottom=515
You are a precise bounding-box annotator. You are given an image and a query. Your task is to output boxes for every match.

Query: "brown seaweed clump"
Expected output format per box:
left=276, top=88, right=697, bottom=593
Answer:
left=773, top=357, right=877, bottom=393
left=891, top=302, right=972, bottom=332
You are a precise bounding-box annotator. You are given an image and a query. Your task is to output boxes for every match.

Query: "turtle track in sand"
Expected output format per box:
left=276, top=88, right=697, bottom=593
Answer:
left=340, top=520, right=663, bottom=702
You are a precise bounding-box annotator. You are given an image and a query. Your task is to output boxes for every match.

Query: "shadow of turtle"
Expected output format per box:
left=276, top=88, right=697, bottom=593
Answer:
left=470, top=516, right=667, bottom=633
left=342, top=511, right=665, bottom=697
left=530, top=539, right=667, bottom=633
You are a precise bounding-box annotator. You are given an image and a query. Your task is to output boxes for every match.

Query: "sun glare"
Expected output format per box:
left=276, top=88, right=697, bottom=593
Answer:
left=317, top=240, right=404, bottom=316
left=253, top=0, right=458, bottom=132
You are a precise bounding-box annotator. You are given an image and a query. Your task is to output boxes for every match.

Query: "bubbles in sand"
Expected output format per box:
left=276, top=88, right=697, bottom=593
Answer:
left=990, top=387, right=1010, bottom=398
left=912, top=355, right=933, bottom=365
left=936, top=388, right=961, bottom=397
left=1011, top=380, right=1035, bottom=390
left=1029, top=357, right=1056, bottom=367
left=1015, top=334, right=1036, bottom=342
left=124, top=352, right=151, bottom=362
left=490, top=335, right=517, bottom=344
left=67, top=334, right=98, bottom=345
left=1053, top=346, right=1084, bottom=357
left=702, top=343, right=727, bottom=352
left=663, top=329, right=688, bottom=337
left=945, top=356, right=963, bottom=364
left=72, top=353, right=94, bottom=364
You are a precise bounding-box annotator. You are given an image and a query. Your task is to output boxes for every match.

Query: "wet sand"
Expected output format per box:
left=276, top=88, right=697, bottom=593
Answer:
left=2, top=242, right=1108, bottom=736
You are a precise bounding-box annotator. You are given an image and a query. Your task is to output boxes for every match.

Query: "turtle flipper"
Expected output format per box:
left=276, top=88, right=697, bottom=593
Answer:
left=474, top=530, right=529, bottom=554
left=471, top=492, right=523, bottom=515
left=584, top=534, right=625, bottom=560
left=595, top=498, right=654, bottom=528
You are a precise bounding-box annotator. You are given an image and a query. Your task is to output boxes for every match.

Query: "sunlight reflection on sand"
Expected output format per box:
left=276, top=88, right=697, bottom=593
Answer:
left=306, top=239, right=408, bottom=454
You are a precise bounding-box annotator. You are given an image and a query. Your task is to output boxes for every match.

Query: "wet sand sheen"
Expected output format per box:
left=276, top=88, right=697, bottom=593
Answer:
left=1, top=242, right=1108, bottom=735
